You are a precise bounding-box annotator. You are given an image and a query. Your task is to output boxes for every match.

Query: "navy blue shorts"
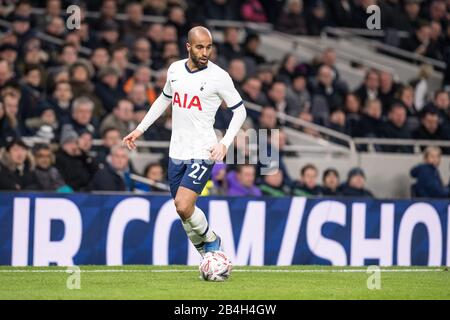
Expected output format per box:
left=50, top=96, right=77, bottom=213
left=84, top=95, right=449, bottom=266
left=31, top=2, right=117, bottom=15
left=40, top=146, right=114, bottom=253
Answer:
left=168, top=158, right=215, bottom=198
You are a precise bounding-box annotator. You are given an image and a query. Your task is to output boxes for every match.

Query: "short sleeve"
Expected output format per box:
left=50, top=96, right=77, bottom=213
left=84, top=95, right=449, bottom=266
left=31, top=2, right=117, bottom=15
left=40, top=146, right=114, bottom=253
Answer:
left=217, top=73, right=243, bottom=110
left=162, top=66, right=173, bottom=98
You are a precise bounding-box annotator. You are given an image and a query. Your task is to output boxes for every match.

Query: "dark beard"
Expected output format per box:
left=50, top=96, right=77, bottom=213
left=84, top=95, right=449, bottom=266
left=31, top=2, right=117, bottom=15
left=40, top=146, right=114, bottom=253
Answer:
left=191, top=54, right=208, bottom=69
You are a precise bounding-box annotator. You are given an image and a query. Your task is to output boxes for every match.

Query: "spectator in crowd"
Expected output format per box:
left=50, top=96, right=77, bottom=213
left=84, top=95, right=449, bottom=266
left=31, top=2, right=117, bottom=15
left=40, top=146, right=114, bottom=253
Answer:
left=0, top=43, right=19, bottom=67
left=146, top=23, right=165, bottom=69
left=94, top=66, right=125, bottom=114
left=20, top=64, right=45, bottom=114
left=268, top=81, right=301, bottom=118
left=111, top=44, right=132, bottom=84
left=242, top=33, right=266, bottom=66
left=128, top=82, right=151, bottom=111
left=227, top=58, right=246, bottom=89
left=401, top=20, right=441, bottom=60
left=209, top=162, right=228, bottom=195
left=0, top=59, right=14, bottom=90
left=327, top=109, right=349, bottom=136
left=432, top=90, right=450, bottom=127
left=318, top=47, right=340, bottom=81
left=0, top=93, right=22, bottom=142
left=257, top=106, right=278, bottom=130
left=276, top=0, right=308, bottom=35
left=92, top=0, right=117, bottom=31
left=258, top=168, right=291, bottom=197
left=257, top=64, right=275, bottom=92
left=379, top=71, right=400, bottom=114
left=310, top=65, right=345, bottom=123
left=287, top=74, right=311, bottom=114
left=36, top=0, right=63, bottom=29
left=306, top=0, right=329, bottom=36
left=397, top=85, right=418, bottom=117
left=219, top=27, right=242, bottom=61
left=354, top=69, right=380, bottom=106
left=121, top=1, right=147, bottom=46
left=344, top=93, right=362, bottom=135
left=46, top=80, right=73, bottom=125
left=413, top=106, right=448, bottom=141
left=167, top=5, right=190, bottom=40
left=143, top=162, right=169, bottom=192
left=227, top=164, right=262, bottom=196
left=78, top=130, right=95, bottom=158
left=100, top=99, right=135, bottom=139
left=297, top=110, right=321, bottom=138
left=321, top=168, right=340, bottom=196
left=31, top=143, right=72, bottom=192
left=54, top=43, right=79, bottom=68
left=124, top=66, right=157, bottom=105
left=410, top=146, right=449, bottom=198
left=0, top=138, right=37, bottom=191
left=353, top=99, right=383, bottom=138
left=90, top=145, right=134, bottom=192
left=327, top=0, right=355, bottom=28
left=130, top=38, right=153, bottom=69
left=55, top=128, right=98, bottom=191
left=397, top=0, right=421, bottom=34
left=380, top=103, right=413, bottom=153
left=205, top=0, right=239, bottom=21
left=98, top=20, right=121, bottom=49
left=69, top=60, right=103, bottom=119
left=3, top=93, right=25, bottom=136
left=291, top=164, right=322, bottom=196
left=241, top=0, right=267, bottom=23
left=277, top=54, right=299, bottom=86
left=241, top=77, right=269, bottom=123
left=90, top=47, right=110, bottom=76
left=25, top=103, right=59, bottom=142
left=339, top=167, right=374, bottom=197
left=410, top=64, right=434, bottom=113
left=65, top=96, right=97, bottom=137
left=96, top=127, right=122, bottom=164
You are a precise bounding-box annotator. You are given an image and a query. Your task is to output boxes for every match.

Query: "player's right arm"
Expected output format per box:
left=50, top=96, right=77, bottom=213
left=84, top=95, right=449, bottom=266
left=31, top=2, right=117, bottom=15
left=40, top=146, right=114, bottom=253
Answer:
left=123, top=71, right=173, bottom=150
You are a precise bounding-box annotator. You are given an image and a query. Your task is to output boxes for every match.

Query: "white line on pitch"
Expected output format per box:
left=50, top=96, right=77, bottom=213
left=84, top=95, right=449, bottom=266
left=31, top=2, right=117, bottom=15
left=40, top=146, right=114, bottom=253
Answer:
left=0, top=268, right=445, bottom=273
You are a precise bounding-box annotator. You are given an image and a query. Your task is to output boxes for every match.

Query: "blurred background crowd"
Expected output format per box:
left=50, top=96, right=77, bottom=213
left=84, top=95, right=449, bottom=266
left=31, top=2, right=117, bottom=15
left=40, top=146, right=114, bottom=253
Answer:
left=0, top=0, right=449, bottom=198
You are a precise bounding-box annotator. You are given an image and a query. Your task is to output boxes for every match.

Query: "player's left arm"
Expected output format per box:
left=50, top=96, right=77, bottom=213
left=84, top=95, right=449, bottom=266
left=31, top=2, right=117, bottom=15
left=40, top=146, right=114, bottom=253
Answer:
left=210, top=74, right=247, bottom=161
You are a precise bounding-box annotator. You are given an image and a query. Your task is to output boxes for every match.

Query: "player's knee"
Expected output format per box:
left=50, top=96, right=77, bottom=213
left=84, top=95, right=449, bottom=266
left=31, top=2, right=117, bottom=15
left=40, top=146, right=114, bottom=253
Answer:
left=174, top=198, right=193, bottom=218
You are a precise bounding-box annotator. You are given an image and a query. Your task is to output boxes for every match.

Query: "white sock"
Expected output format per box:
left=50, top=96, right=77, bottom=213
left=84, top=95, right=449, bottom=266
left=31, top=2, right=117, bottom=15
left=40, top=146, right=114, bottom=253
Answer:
left=186, top=206, right=216, bottom=243
left=181, top=220, right=204, bottom=247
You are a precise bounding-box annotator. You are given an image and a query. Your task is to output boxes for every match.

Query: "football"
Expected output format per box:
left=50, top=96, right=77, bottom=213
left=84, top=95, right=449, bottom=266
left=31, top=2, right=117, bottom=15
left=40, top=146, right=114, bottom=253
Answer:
left=199, top=251, right=232, bottom=282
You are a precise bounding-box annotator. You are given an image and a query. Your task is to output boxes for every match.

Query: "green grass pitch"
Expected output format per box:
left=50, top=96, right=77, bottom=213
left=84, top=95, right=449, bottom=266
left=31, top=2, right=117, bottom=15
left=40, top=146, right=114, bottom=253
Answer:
left=0, top=265, right=449, bottom=300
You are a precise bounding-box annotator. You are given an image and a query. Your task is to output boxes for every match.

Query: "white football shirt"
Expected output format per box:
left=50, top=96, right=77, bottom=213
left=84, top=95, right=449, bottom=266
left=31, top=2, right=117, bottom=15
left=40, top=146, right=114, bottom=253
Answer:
left=162, top=58, right=243, bottom=160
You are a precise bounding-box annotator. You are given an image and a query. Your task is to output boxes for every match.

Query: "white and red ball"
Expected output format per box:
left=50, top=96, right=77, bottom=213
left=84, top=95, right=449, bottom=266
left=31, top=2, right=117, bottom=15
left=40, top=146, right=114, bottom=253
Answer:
left=199, top=251, right=232, bottom=281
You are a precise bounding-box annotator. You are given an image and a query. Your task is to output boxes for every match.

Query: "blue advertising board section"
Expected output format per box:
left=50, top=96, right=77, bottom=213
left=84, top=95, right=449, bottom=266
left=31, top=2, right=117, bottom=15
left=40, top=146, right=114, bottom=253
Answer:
left=0, top=193, right=449, bottom=266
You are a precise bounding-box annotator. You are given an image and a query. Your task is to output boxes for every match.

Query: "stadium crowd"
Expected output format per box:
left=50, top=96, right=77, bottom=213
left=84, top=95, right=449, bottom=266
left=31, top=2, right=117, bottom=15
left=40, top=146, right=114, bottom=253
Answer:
left=0, top=0, right=449, bottom=198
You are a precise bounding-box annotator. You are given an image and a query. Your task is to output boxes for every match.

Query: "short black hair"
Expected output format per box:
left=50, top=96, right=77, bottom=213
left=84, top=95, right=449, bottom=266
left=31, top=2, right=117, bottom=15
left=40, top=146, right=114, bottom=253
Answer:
left=322, top=168, right=339, bottom=182
left=6, top=138, right=28, bottom=152
left=301, top=164, right=318, bottom=176
left=32, top=143, right=51, bottom=155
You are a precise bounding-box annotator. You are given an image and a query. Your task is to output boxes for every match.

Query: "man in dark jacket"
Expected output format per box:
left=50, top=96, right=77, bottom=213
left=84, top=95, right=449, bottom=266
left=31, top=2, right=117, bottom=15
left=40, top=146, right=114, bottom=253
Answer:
left=339, top=167, right=374, bottom=197
left=258, top=168, right=291, bottom=197
left=380, top=103, right=413, bottom=153
left=353, top=99, right=383, bottom=139
left=413, top=107, right=449, bottom=152
left=90, top=145, right=134, bottom=191
left=410, top=146, right=449, bottom=198
left=291, top=164, right=322, bottom=196
left=32, top=143, right=72, bottom=192
left=0, top=138, right=37, bottom=191
left=55, top=128, right=98, bottom=191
